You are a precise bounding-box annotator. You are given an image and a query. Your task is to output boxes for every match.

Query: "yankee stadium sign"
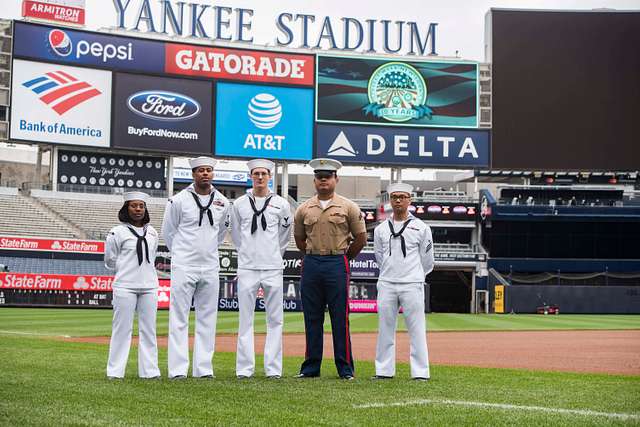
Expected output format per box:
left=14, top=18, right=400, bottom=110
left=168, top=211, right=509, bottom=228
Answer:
left=112, top=0, right=438, bottom=56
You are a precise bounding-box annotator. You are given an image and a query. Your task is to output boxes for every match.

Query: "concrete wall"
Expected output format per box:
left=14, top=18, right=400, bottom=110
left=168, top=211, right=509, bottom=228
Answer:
left=0, top=161, right=49, bottom=187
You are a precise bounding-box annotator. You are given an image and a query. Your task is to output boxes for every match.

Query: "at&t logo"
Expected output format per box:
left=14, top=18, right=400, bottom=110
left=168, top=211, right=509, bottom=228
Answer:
left=244, top=93, right=285, bottom=151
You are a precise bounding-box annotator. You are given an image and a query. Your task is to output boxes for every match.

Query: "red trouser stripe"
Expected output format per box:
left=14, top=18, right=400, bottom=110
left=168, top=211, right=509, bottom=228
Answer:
left=343, top=255, right=351, bottom=364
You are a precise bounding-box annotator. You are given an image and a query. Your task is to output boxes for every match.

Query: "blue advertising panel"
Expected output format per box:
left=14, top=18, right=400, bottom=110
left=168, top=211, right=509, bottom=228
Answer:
left=215, top=82, right=314, bottom=161
left=112, top=73, right=213, bottom=155
left=316, top=124, right=489, bottom=168
left=13, top=21, right=165, bottom=73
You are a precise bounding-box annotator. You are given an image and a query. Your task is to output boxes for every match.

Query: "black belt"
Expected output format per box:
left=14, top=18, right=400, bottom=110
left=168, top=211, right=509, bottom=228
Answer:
left=305, top=249, right=346, bottom=255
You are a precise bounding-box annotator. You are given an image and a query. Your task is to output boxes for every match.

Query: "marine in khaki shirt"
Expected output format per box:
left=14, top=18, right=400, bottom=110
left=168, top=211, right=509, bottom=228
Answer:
left=294, top=193, right=366, bottom=256
left=293, top=158, right=366, bottom=380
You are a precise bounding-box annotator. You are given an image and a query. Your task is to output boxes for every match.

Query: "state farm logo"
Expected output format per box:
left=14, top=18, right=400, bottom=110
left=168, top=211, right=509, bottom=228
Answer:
left=51, top=241, right=62, bottom=250
left=48, top=29, right=72, bottom=57
left=127, top=91, right=200, bottom=121
left=248, top=93, right=282, bottom=129
left=72, top=276, right=89, bottom=290
left=22, top=70, right=101, bottom=115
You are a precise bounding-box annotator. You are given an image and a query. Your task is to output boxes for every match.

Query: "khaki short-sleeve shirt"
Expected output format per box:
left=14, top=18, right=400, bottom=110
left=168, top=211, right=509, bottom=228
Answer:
left=294, top=194, right=366, bottom=254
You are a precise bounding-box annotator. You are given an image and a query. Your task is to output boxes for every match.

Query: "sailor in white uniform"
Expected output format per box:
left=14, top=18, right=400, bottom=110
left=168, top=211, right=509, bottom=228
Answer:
left=373, top=182, right=434, bottom=381
left=161, top=157, right=230, bottom=379
left=105, top=191, right=160, bottom=379
left=230, top=159, right=292, bottom=379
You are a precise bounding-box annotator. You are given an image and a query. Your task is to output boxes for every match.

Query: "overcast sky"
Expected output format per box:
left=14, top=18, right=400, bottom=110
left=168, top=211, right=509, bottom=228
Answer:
left=2, top=0, right=639, bottom=61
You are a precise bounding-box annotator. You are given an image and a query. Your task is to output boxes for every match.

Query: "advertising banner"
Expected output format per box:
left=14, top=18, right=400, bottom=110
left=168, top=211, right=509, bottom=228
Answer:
left=316, top=123, right=489, bottom=168
left=112, top=73, right=213, bottom=155
left=215, top=82, right=314, bottom=161
left=57, top=150, right=166, bottom=190
left=22, top=0, right=86, bottom=25
left=317, top=55, right=478, bottom=128
left=0, top=236, right=104, bottom=253
left=165, top=43, right=314, bottom=86
left=9, top=59, right=111, bottom=147
left=13, top=21, right=165, bottom=73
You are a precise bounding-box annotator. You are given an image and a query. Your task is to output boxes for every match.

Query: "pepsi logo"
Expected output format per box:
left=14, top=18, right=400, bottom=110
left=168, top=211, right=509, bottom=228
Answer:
left=48, top=29, right=72, bottom=57
left=127, top=91, right=200, bottom=121
left=248, top=93, right=282, bottom=129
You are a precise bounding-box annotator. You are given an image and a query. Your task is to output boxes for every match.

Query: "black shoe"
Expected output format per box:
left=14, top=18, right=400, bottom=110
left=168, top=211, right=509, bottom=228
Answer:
left=412, top=377, right=430, bottom=382
left=236, top=375, right=251, bottom=379
left=294, top=373, right=318, bottom=378
left=197, top=374, right=215, bottom=379
left=340, top=375, right=355, bottom=381
left=267, top=375, right=281, bottom=379
left=371, top=375, right=393, bottom=380
left=169, top=375, right=187, bottom=380
left=107, top=376, right=123, bottom=380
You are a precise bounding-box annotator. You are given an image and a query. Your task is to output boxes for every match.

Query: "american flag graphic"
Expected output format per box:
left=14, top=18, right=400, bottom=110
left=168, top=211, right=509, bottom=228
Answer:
left=22, top=70, right=102, bottom=115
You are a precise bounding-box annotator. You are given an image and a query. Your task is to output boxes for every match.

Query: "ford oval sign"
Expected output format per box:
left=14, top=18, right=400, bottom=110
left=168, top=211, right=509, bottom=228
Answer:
left=126, top=91, right=200, bottom=121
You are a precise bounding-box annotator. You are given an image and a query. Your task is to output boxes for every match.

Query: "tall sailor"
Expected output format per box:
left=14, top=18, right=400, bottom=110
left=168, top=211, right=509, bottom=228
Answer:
left=162, top=157, right=230, bottom=379
left=230, top=159, right=292, bottom=379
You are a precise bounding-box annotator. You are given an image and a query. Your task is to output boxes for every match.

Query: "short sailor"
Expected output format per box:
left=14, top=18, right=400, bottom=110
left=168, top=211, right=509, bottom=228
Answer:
left=105, top=191, right=161, bottom=379
left=373, top=182, right=434, bottom=381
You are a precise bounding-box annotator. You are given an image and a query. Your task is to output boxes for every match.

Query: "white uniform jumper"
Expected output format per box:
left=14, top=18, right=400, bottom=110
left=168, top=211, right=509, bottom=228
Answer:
left=105, top=223, right=160, bottom=379
left=230, top=190, right=292, bottom=377
left=162, top=184, right=230, bottom=378
left=373, top=214, right=434, bottom=378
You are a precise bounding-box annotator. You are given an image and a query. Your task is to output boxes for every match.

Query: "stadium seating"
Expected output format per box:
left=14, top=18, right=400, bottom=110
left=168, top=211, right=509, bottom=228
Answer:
left=0, top=190, right=81, bottom=238
left=0, top=255, right=109, bottom=275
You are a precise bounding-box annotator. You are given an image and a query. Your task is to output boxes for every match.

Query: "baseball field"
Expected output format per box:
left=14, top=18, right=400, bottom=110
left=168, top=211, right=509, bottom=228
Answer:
left=1, top=309, right=639, bottom=426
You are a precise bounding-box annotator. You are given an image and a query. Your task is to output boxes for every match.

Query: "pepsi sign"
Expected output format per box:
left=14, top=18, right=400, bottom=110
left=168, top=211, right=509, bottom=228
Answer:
left=13, top=21, right=164, bottom=73
left=214, top=82, right=314, bottom=161
left=112, top=73, right=213, bottom=155
left=127, top=91, right=201, bottom=121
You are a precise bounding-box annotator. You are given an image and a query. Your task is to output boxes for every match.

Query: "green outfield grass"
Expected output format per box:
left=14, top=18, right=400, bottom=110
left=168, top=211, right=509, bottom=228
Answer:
left=0, top=335, right=638, bottom=426
left=0, top=308, right=638, bottom=337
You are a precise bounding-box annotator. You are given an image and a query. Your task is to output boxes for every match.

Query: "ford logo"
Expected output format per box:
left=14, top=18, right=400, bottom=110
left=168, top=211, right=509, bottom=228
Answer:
left=127, top=91, right=200, bottom=121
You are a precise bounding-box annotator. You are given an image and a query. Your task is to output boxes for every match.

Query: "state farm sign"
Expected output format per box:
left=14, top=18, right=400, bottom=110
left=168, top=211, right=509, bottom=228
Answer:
left=165, top=43, right=314, bottom=86
left=0, top=236, right=104, bottom=253
left=0, top=272, right=113, bottom=291
left=22, top=0, right=86, bottom=25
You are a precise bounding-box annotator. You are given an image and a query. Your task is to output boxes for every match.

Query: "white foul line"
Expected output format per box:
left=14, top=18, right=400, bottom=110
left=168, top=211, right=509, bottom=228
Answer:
left=353, top=399, right=640, bottom=421
left=0, top=330, right=71, bottom=338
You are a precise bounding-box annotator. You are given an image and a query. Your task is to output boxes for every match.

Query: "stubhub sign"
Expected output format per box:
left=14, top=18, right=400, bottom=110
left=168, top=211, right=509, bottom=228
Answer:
left=13, top=21, right=165, bottom=73
left=316, top=124, right=490, bottom=168
left=215, top=82, right=313, bottom=161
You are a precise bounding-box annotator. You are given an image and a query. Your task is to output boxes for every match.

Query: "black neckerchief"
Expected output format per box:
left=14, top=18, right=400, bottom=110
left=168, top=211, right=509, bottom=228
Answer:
left=190, top=191, right=215, bottom=226
left=248, top=194, right=273, bottom=234
left=388, top=218, right=412, bottom=257
left=126, top=225, right=150, bottom=265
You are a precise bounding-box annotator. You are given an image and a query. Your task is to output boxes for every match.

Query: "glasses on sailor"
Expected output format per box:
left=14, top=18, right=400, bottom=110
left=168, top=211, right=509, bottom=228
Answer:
left=314, top=171, right=335, bottom=179
left=390, top=194, right=410, bottom=201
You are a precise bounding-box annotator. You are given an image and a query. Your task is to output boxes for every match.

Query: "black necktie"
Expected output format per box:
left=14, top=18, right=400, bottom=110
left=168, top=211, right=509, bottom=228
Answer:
left=191, top=191, right=215, bottom=226
left=126, top=226, right=150, bottom=265
left=248, top=195, right=273, bottom=234
left=388, top=219, right=412, bottom=257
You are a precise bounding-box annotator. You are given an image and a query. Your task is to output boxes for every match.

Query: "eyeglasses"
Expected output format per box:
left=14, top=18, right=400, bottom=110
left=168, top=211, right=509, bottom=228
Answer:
left=314, top=171, right=335, bottom=179
left=390, top=195, right=410, bottom=201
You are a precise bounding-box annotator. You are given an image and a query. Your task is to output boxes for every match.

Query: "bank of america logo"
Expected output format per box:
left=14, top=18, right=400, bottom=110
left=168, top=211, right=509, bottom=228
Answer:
left=22, top=71, right=101, bottom=115
left=327, top=131, right=356, bottom=156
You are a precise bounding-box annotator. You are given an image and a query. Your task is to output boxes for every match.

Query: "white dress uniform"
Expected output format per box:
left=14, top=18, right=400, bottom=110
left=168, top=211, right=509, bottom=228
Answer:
left=105, top=192, right=160, bottom=379
left=162, top=159, right=230, bottom=378
left=373, top=186, right=434, bottom=379
left=230, top=162, right=292, bottom=377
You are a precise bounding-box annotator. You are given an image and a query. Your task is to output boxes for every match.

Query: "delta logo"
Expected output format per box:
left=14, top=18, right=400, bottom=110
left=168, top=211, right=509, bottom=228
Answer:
left=22, top=70, right=101, bottom=115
